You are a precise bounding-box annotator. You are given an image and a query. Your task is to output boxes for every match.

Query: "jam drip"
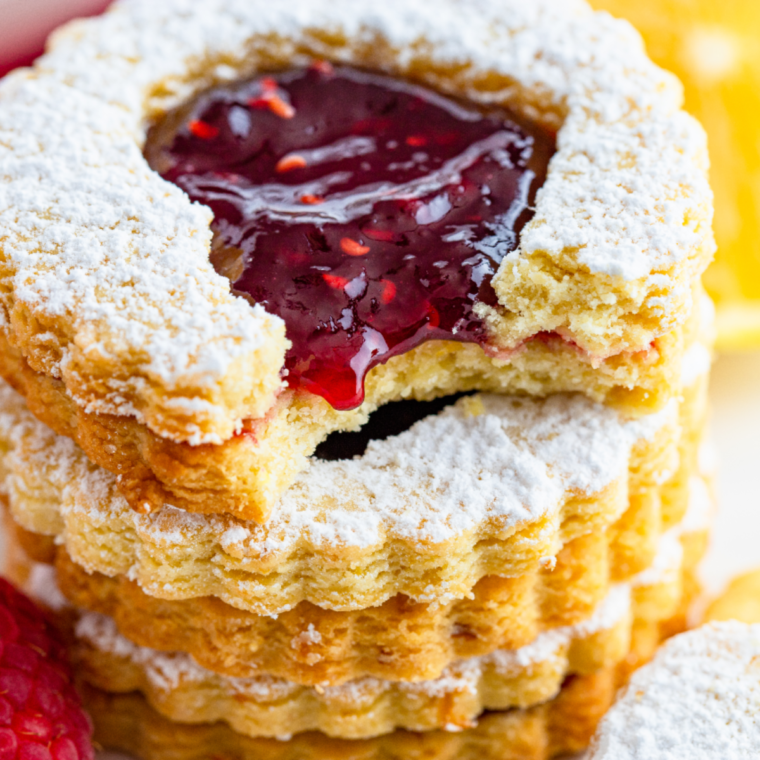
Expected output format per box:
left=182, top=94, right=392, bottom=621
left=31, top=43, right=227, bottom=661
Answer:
left=146, top=65, right=554, bottom=410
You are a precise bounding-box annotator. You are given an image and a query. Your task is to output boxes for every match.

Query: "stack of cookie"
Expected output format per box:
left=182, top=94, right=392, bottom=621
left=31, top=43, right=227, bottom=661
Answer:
left=0, top=0, right=716, bottom=758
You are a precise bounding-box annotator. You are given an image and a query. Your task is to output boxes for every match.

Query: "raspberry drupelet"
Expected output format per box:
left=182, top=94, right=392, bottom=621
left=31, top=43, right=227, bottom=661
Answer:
left=0, top=579, right=93, bottom=760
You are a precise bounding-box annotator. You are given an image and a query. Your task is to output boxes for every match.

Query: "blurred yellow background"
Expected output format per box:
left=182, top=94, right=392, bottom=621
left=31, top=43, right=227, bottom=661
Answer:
left=590, top=0, right=760, bottom=349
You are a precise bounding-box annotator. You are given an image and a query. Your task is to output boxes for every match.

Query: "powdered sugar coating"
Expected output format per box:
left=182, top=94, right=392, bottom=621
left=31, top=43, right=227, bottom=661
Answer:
left=0, top=0, right=711, bottom=443
left=588, top=621, right=760, bottom=759
left=0, top=73, right=286, bottom=444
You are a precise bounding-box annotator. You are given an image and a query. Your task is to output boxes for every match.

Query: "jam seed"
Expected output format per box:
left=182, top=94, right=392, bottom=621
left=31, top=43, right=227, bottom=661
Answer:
left=405, top=135, right=427, bottom=147
left=300, top=194, right=325, bottom=205
left=188, top=120, right=219, bottom=139
left=248, top=89, right=296, bottom=119
left=379, top=279, right=397, bottom=304
left=362, top=227, right=396, bottom=242
left=268, top=96, right=296, bottom=119
left=322, top=273, right=349, bottom=290
left=310, top=60, right=335, bottom=76
left=340, top=238, right=371, bottom=256
left=248, top=97, right=272, bottom=110
left=276, top=154, right=308, bottom=173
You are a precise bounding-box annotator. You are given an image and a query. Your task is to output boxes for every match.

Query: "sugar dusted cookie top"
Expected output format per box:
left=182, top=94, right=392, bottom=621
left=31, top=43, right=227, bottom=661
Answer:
left=588, top=621, right=760, bottom=759
left=119, top=392, right=673, bottom=553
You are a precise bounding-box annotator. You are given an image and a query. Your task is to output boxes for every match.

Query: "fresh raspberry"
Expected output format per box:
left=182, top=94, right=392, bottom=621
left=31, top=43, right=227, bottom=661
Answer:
left=0, top=579, right=93, bottom=760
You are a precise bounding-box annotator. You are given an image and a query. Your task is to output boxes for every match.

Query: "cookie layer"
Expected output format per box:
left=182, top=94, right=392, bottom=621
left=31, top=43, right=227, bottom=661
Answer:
left=0, top=376, right=692, bottom=613
left=78, top=632, right=672, bottom=760
left=0, top=0, right=713, bottom=448
left=5, top=474, right=711, bottom=687
left=72, top=587, right=633, bottom=739
left=62, top=512, right=705, bottom=740
left=80, top=674, right=605, bottom=760
left=7, top=548, right=678, bottom=749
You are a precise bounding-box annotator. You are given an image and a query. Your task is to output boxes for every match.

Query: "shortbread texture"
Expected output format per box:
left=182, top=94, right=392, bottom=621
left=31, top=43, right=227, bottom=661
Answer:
left=588, top=622, right=760, bottom=759
left=77, top=632, right=674, bottom=760
left=72, top=587, right=635, bottom=739
left=0, top=0, right=713, bottom=446
left=0, top=377, right=688, bottom=614
left=68, top=585, right=658, bottom=739
left=55, top=507, right=704, bottom=740
left=10, top=472, right=707, bottom=689
left=5, top=533, right=698, bottom=756
left=5, top=514, right=696, bottom=686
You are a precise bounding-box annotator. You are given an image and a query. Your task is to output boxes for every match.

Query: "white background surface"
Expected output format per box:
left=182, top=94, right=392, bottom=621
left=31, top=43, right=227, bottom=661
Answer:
left=701, top=351, right=760, bottom=591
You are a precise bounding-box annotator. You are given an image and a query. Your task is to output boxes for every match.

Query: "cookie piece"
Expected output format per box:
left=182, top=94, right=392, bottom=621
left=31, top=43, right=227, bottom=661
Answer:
left=6, top=550, right=683, bottom=750
left=587, top=621, right=760, bottom=759
left=0, top=376, right=691, bottom=613
left=79, top=670, right=613, bottom=760
left=0, top=0, right=713, bottom=522
left=77, top=611, right=684, bottom=760
left=68, top=592, right=650, bottom=739
left=71, top=586, right=634, bottom=739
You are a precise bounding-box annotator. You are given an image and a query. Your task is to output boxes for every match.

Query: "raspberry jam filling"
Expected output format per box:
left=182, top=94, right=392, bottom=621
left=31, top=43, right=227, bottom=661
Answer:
left=146, top=65, right=554, bottom=410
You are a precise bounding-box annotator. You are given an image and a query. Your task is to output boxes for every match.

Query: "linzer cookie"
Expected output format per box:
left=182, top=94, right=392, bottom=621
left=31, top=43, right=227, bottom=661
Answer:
left=34, top=613, right=688, bottom=760
left=0, top=376, right=690, bottom=615
left=70, top=588, right=638, bottom=739
left=5, top=524, right=701, bottom=746
left=0, top=0, right=721, bottom=756
left=0, top=0, right=713, bottom=521
left=79, top=671, right=621, bottom=760
left=0, top=518, right=676, bottom=687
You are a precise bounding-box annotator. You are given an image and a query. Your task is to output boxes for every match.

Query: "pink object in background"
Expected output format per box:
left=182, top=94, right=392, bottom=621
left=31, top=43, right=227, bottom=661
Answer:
left=0, top=0, right=111, bottom=77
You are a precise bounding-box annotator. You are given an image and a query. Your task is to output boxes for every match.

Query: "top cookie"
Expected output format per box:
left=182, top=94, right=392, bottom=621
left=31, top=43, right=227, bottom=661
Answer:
left=0, top=0, right=713, bottom=446
left=588, top=621, right=760, bottom=759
